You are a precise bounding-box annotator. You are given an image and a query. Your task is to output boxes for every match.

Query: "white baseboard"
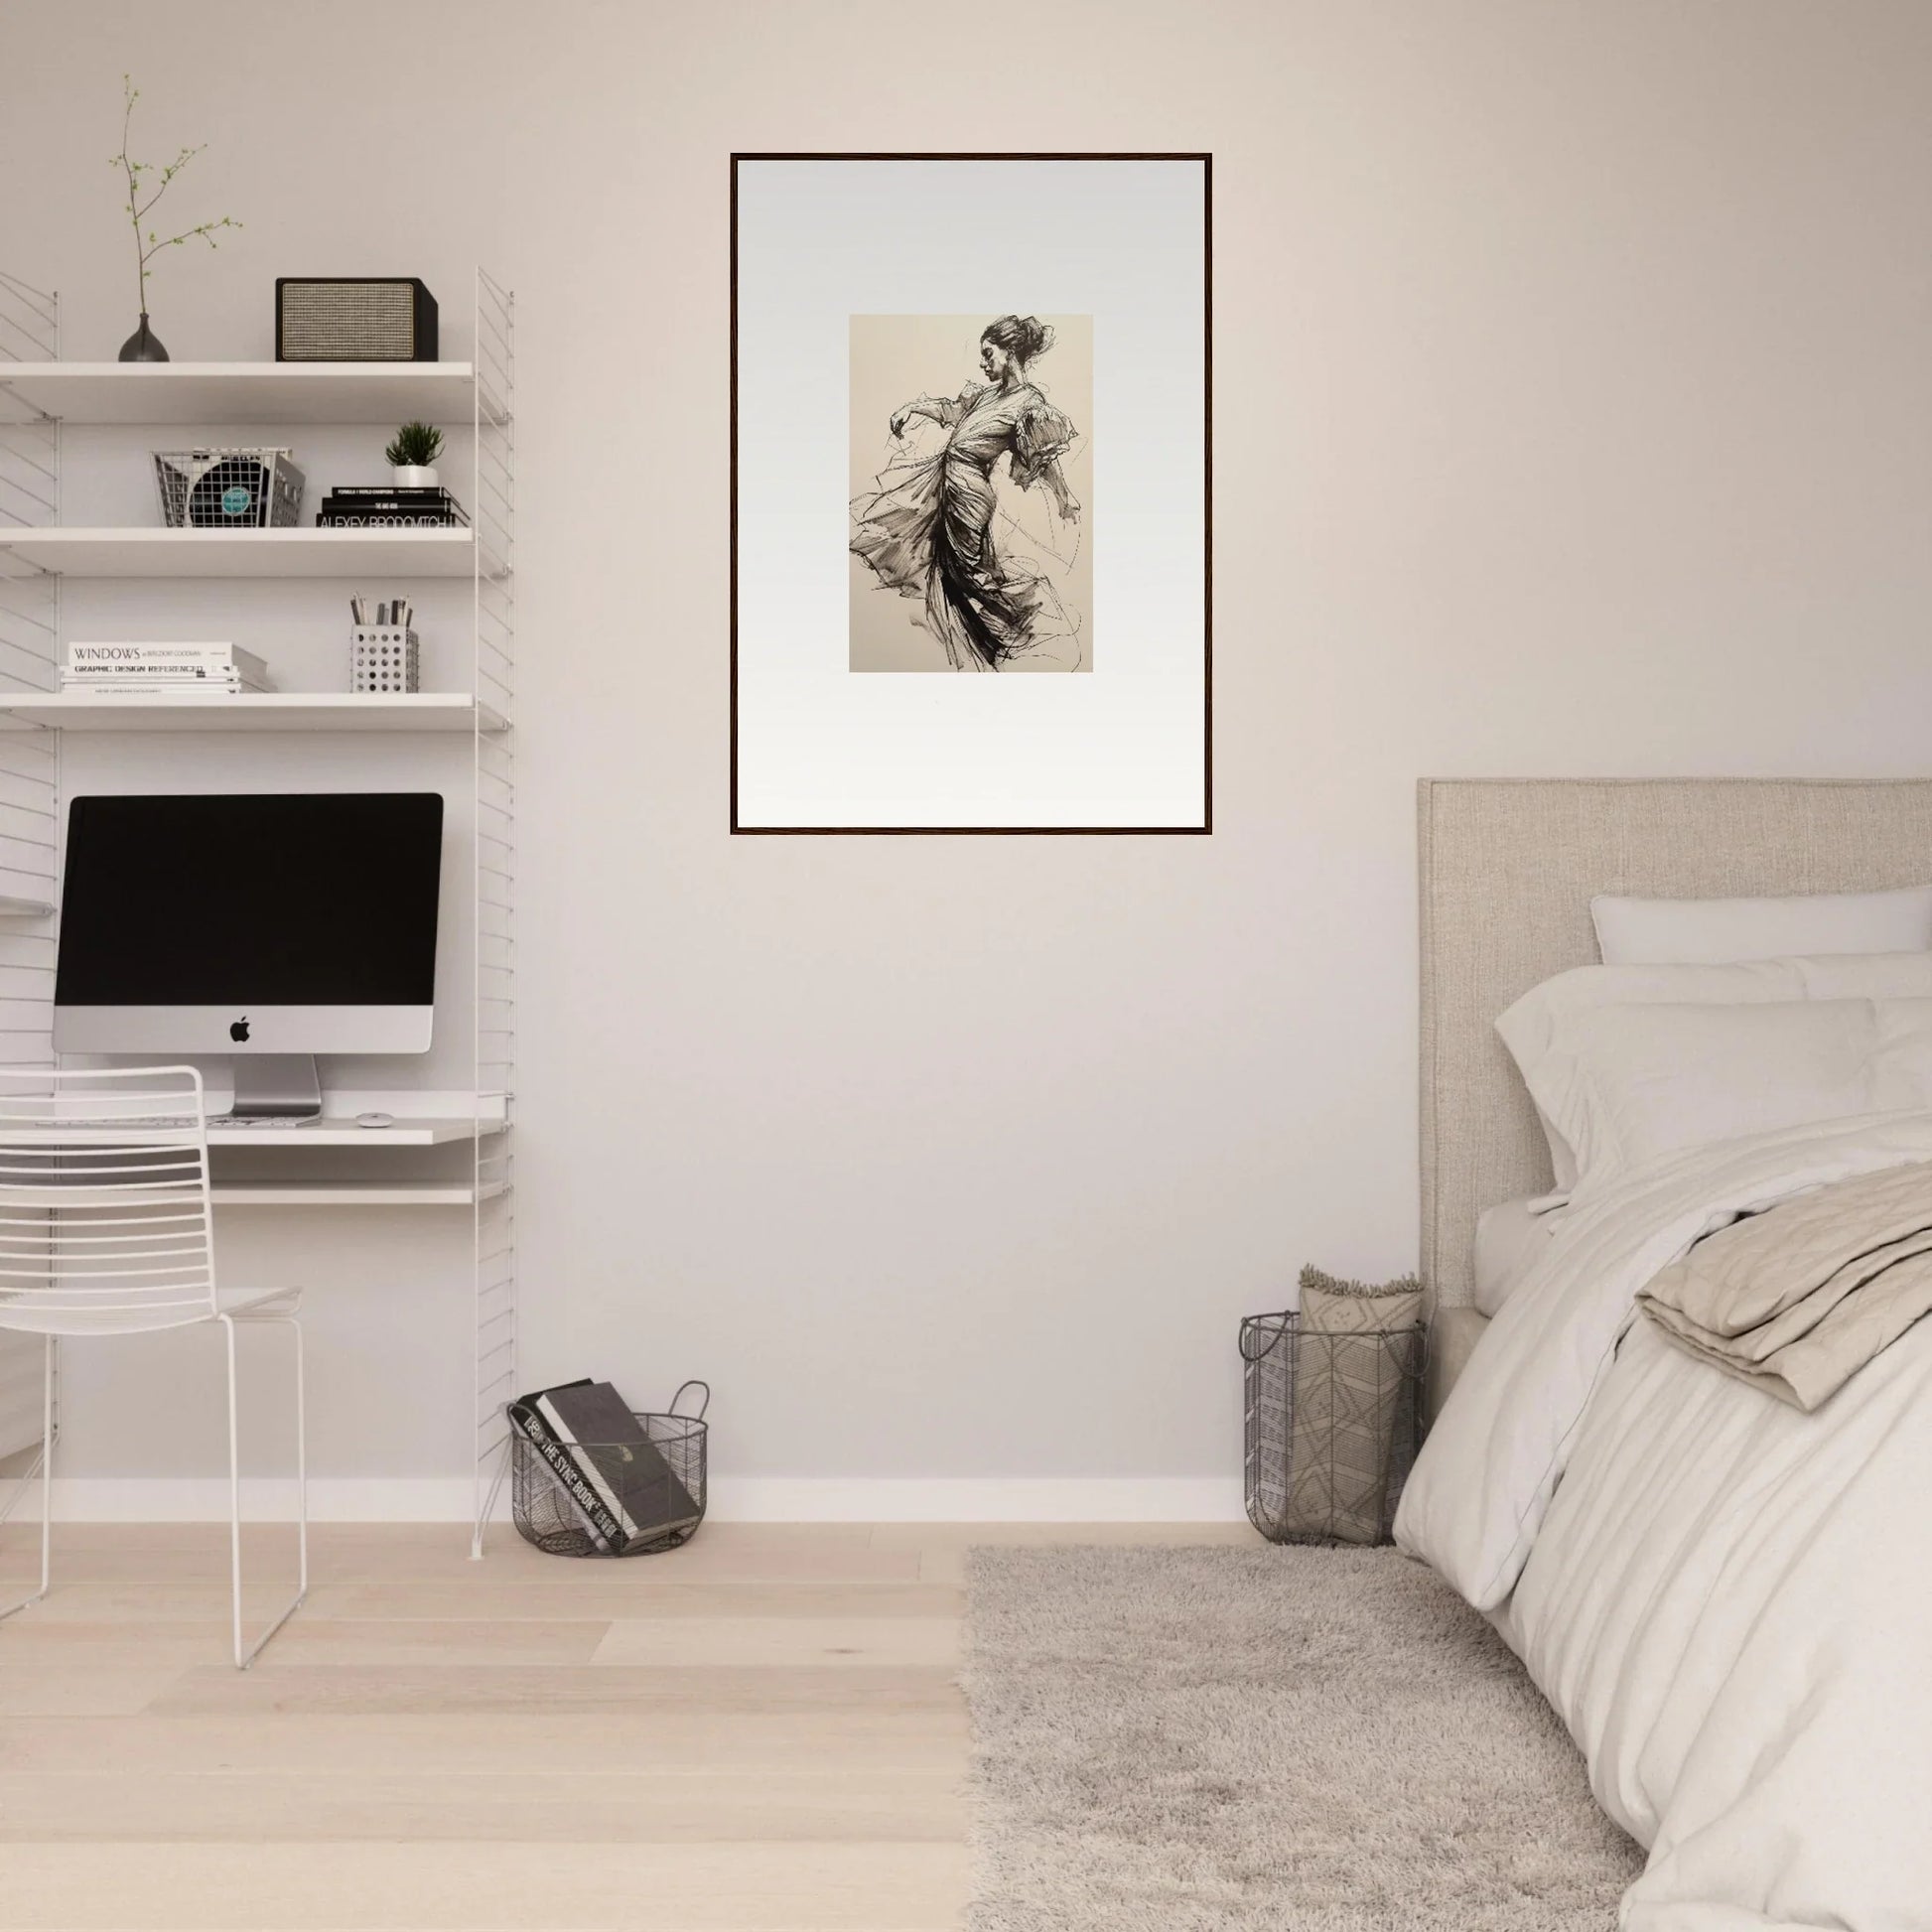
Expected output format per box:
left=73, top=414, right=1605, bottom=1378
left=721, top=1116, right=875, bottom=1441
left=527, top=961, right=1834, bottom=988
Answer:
left=33, top=1475, right=1247, bottom=1525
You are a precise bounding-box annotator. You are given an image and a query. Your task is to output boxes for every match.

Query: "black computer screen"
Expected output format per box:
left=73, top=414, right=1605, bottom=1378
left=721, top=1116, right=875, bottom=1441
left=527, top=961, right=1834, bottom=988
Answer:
left=56, top=793, right=444, bottom=1007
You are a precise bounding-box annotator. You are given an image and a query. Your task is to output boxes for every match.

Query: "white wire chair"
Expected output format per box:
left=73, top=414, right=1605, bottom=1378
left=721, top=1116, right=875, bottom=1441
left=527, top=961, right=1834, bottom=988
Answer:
left=0, top=1065, right=306, bottom=1667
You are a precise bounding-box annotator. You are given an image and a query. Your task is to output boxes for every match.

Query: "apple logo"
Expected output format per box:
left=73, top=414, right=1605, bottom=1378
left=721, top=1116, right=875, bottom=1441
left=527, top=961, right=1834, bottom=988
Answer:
left=229, top=1018, right=250, bottom=1043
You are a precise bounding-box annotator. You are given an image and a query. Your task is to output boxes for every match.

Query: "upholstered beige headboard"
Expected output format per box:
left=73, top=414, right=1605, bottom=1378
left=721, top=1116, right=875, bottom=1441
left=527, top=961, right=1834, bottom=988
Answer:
left=1419, top=777, right=1932, bottom=1311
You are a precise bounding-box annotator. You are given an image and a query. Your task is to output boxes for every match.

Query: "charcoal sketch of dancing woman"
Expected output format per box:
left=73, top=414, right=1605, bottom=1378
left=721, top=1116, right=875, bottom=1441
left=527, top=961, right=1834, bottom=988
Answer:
left=851, top=315, right=1085, bottom=672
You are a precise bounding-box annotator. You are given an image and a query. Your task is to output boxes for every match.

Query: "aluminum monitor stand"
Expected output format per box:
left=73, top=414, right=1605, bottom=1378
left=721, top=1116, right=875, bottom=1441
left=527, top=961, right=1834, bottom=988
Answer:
left=228, top=1054, right=323, bottom=1120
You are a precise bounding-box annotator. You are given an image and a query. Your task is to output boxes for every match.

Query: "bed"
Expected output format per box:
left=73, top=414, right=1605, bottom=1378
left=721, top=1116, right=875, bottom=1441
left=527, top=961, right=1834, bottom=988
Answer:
left=1399, top=777, right=1932, bottom=1931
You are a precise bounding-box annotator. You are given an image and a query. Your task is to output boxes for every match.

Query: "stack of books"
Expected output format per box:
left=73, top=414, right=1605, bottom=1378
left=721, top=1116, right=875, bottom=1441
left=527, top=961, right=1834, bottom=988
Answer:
left=64, top=641, right=273, bottom=695
left=509, top=1379, right=704, bottom=1555
left=316, top=485, right=469, bottom=529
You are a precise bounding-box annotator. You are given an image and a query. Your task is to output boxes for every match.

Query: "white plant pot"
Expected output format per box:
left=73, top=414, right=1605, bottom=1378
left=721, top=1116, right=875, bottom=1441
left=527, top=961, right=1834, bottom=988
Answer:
left=392, top=465, right=439, bottom=488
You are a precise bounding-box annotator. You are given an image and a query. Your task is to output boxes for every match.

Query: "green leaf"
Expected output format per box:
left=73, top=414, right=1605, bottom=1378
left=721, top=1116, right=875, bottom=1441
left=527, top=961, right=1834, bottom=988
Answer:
left=382, top=420, right=445, bottom=467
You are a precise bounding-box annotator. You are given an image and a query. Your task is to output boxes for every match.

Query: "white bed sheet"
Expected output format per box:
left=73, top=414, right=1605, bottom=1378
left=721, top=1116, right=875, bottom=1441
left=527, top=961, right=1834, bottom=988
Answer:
left=1398, top=1112, right=1932, bottom=1929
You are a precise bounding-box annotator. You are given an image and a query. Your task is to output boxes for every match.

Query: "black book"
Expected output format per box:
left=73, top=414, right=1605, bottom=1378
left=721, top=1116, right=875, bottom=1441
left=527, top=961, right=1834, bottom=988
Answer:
left=327, top=484, right=461, bottom=500
left=320, top=499, right=467, bottom=516
left=508, top=1381, right=621, bottom=1550
left=322, top=497, right=466, bottom=513
left=320, top=486, right=468, bottom=523
left=531, top=1381, right=702, bottom=1550
left=317, top=510, right=469, bottom=527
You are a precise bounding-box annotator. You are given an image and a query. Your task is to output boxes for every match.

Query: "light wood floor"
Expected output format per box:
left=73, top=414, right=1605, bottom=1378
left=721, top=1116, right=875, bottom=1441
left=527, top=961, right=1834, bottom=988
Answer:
left=0, top=1520, right=1254, bottom=1930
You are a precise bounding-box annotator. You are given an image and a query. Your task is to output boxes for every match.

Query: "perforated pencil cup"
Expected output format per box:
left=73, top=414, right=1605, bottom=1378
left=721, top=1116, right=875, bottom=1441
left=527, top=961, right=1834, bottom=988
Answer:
left=350, top=625, right=420, bottom=693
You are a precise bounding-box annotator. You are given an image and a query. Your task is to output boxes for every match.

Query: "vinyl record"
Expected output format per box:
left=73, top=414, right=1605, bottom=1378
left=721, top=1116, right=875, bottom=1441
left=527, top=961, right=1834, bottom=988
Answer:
left=187, top=456, right=267, bottom=527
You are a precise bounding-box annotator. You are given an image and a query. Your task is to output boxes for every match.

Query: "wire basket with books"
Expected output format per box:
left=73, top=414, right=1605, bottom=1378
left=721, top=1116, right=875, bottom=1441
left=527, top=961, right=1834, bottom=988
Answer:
left=508, top=1379, right=709, bottom=1557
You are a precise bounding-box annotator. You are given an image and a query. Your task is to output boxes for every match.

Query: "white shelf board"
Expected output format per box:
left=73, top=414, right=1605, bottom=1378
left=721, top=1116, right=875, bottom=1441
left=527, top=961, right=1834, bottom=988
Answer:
left=0, top=896, right=53, bottom=916
left=0, top=360, right=486, bottom=426
left=211, top=1179, right=503, bottom=1207
left=209, top=1116, right=483, bottom=1148
left=0, top=692, right=504, bottom=734
left=0, top=526, right=489, bottom=579
left=2, top=1117, right=485, bottom=1149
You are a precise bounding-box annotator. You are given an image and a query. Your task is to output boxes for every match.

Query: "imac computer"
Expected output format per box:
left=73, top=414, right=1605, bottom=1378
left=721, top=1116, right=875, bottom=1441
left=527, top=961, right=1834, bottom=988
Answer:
left=54, top=792, right=445, bottom=1119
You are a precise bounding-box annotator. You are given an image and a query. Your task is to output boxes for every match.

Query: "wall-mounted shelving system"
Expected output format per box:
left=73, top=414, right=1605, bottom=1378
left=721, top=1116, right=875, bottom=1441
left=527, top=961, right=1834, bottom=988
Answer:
left=0, top=267, right=517, bottom=1550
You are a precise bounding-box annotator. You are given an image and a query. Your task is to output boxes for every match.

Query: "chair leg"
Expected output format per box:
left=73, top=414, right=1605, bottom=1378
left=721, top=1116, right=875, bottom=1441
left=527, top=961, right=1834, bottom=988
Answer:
left=0, top=1334, right=55, bottom=1624
left=219, top=1311, right=308, bottom=1670
left=472, top=1432, right=512, bottom=1562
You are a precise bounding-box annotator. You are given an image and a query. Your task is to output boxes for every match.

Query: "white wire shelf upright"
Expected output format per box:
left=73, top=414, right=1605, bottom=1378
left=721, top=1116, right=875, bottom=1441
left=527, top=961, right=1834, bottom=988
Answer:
left=0, top=270, right=62, bottom=1474
left=470, top=268, right=516, bottom=1557
left=0, top=267, right=518, bottom=1553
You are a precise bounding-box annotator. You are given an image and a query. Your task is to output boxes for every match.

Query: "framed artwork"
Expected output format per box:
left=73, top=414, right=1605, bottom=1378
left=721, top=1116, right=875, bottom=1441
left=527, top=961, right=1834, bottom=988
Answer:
left=731, top=153, right=1211, bottom=834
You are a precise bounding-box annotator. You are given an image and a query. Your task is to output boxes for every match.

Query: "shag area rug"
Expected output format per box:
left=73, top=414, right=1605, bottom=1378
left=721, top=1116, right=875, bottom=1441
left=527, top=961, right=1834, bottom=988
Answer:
left=962, top=1545, right=1643, bottom=1930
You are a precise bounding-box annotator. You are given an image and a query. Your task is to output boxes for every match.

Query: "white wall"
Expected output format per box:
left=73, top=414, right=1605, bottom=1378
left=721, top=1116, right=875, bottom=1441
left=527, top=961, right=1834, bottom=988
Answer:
left=4, top=0, right=1931, bottom=1514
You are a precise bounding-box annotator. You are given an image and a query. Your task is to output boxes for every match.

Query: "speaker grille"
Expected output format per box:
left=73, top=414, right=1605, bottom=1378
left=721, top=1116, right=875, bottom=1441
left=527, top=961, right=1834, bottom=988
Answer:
left=278, top=281, right=432, bottom=360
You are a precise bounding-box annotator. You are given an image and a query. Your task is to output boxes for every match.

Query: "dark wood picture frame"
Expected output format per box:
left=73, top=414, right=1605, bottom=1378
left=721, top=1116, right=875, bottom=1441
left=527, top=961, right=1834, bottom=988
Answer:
left=730, top=152, right=1213, bottom=836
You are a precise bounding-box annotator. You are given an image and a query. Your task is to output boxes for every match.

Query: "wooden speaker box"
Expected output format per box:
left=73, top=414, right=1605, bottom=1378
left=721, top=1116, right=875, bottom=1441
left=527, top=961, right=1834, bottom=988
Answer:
left=275, top=278, right=439, bottom=361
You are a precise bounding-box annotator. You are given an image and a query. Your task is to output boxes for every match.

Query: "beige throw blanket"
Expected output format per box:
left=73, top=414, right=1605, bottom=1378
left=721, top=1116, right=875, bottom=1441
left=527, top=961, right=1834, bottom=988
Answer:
left=1638, top=1159, right=1932, bottom=1410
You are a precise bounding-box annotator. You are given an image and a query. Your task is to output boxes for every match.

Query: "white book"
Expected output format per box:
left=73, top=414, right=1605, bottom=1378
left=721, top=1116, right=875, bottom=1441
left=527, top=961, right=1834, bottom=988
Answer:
left=68, top=642, right=269, bottom=684
left=61, top=672, right=268, bottom=687
left=61, top=678, right=266, bottom=695
left=69, top=644, right=237, bottom=660
left=64, top=666, right=272, bottom=689
left=64, top=668, right=261, bottom=680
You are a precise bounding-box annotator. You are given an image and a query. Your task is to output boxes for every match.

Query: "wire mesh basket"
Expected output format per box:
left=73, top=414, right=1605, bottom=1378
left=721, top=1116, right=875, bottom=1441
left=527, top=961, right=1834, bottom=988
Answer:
left=510, top=1381, right=708, bottom=1558
left=1241, top=1311, right=1424, bottom=1547
left=153, top=448, right=306, bottom=528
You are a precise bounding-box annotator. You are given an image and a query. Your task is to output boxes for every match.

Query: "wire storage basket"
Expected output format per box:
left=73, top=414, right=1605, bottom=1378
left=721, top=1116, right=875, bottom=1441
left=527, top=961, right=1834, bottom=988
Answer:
left=153, top=447, right=306, bottom=528
left=1242, top=1312, right=1424, bottom=1547
left=510, top=1381, right=708, bottom=1558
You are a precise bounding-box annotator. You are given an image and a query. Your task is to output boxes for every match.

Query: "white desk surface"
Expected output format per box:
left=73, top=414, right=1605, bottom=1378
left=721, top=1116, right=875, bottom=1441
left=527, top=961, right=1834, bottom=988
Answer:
left=2, top=1117, right=495, bottom=1149
left=208, top=1116, right=491, bottom=1148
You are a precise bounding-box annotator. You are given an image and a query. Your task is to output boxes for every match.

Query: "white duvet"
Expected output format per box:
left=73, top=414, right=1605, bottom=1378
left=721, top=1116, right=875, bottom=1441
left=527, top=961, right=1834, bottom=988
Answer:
left=1396, top=1112, right=1932, bottom=1930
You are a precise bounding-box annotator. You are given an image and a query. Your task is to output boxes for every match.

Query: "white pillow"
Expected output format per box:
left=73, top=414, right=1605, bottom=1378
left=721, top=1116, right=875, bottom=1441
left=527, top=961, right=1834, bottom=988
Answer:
left=1472, top=1197, right=1560, bottom=1316
left=1504, top=996, right=1932, bottom=1204
left=1496, top=952, right=1932, bottom=1193
left=1591, top=885, right=1932, bottom=965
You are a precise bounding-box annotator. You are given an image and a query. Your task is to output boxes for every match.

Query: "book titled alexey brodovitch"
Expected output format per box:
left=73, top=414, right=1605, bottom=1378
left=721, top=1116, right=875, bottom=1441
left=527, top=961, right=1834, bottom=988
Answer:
left=317, top=484, right=470, bottom=529
left=509, top=1379, right=704, bottom=1555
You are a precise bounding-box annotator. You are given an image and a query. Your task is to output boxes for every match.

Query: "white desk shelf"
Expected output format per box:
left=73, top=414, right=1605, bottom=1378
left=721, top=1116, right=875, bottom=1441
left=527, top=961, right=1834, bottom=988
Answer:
left=2, top=1117, right=493, bottom=1150
left=0, top=266, right=518, bottom=1558
left=0, top=360, right=494, bottom=427
left=208, top=1116, right=489, bottom=1149
left=0, top=526, right=491, bottom=579
left=211, top=1180, right=508, bottom=1207
left=0, top=692, right=506, bottom=734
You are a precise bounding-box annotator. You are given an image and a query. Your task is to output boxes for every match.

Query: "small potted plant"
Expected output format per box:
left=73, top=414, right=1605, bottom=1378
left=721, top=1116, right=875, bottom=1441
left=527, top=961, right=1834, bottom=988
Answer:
left=384, top=421, right=444, bottom=489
